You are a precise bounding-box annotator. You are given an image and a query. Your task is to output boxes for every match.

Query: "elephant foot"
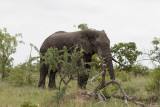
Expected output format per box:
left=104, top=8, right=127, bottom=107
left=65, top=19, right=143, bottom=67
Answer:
left=48, top=83, right=57, bottom=89
left=38, top=82, right=45, bottom=88
left=48, top=86, right=58, bottom=90
left=78, top=74, right=89, bottom=89
left=78, top=85, right=86, bottom=90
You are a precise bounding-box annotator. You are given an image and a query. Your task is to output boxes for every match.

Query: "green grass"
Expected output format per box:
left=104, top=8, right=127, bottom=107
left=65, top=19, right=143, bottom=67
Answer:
left=0, top=73, right=159, bottom=107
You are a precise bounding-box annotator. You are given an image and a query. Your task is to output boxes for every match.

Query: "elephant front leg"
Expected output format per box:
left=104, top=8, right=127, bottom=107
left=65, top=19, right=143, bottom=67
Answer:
left=78, top=74, right=89, bottom=89
left=48, top=70, right=57, bottom=89
left=77, top=54, right=92, bottom=89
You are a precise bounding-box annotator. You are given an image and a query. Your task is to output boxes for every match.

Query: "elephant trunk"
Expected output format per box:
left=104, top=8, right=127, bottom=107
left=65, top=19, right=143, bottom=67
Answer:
left=105, top=55, right=115, bottom=80
left=100, top=49, right=115, bottom=80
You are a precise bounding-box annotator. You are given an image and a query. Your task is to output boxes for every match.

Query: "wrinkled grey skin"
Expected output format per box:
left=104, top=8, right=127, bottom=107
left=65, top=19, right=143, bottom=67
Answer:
left=38, top=29, right=115, bottom=89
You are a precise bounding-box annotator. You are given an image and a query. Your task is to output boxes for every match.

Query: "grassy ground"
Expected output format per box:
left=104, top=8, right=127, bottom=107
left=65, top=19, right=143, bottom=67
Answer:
left=0, top=73, right=159, bottom=107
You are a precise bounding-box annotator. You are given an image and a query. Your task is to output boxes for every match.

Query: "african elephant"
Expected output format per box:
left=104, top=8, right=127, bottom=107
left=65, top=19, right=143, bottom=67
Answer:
left=38, top=29, right=115, bottom=89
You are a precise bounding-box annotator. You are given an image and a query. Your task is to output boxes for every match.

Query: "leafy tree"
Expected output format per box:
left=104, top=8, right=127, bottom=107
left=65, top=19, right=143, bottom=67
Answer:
left=111, top=42, right=142, bottom=72
left=148, top=37, right=160, bottom=64
left=0, top=28, right=23, bottom=80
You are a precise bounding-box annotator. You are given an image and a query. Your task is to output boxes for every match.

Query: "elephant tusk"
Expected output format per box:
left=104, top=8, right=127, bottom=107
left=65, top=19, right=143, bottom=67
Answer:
left=112, top=57, right=119, bottom=63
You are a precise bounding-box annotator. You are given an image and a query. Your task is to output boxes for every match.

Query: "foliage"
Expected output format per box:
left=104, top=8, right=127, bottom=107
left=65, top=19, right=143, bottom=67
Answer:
left=131, top=64, right=150, bottom=76
left=115, top=70, right=130, bottom=82
left=124, top=84, right=140, bottom=95
left=90, top=53, right=103, bottom=76
left=145, top=66, right=160, bottom=99
left=111, top=42, right=142, bottom=72
left=0, top=28, right=23, bottom=80
left=17, top=61, right=39, bottom=73
left=74, top=23, right=95, bottom=30
left=43, top=46, right=90, bottom=88
left=147, top=37, right=160, bottom=64
left=8, top=67, right=36, bottom=86
left=78, top=23, right=89, bottom=30
left=21, top=101, right=38, bottom=107
left=53, top=86, right=67, bottom=105
left=102, top=88, right=111, bottom=99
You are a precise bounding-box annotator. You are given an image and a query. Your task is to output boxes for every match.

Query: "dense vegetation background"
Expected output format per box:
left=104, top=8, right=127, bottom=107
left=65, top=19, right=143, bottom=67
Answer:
left=0, top=24, right=159, bottom=107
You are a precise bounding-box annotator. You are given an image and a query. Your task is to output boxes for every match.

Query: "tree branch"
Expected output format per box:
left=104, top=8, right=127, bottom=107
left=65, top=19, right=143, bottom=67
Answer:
left=112, top=57, right=119, bottom=63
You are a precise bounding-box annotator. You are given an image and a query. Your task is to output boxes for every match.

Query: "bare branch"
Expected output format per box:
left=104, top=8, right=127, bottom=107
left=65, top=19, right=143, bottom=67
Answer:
left=112, top=94, right=145, bottom=107
left=112, top=57, right=119, bottom=63
left=88, top=71, right=105, bottom=82
left=92, top=79, right=146, bottom=106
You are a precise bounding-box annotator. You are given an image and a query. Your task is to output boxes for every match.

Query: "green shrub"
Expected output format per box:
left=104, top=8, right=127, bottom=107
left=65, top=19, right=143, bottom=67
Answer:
left=9, top=68, right=26, bottom=86
left=124, top=85, right=139, bottom=95
left=145, top=66, right=160, bottom=100
left=8, top=67, right=36, bottom=86
left=102, top=88, right=111, bottom=99
left=116, top=70, right=130, bottom=82
left=53, top=86, right=67, bottom=105
left=21, top=101, right=38, bottom=107
left=131, top=64, right=150, bottom=76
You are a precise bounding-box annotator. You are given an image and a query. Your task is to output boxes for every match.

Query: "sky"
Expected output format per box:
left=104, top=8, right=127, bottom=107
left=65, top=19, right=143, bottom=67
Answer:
left=0, top=0, right=160, bottom=67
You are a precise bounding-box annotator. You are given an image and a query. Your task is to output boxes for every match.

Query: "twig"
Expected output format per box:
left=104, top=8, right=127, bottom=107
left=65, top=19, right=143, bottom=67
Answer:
left=88, top=71, right=105, bottom=82
left=112, top=57, right=119, bottom=63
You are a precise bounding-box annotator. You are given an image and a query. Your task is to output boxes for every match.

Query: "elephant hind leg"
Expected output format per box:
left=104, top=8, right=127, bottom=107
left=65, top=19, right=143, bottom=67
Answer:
left=38, top=63, right=48, bottom=88
left=48, top=70, right=57, bottom=89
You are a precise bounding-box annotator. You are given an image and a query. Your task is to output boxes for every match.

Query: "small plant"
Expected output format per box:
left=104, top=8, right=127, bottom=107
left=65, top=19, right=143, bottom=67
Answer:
left=53, top=86, right=67, bottom=105
left=102, top=88, right=111, bottom=99
left=21, top=101, right=38, bottom=107
left=116, top=70, right=130, bottom=82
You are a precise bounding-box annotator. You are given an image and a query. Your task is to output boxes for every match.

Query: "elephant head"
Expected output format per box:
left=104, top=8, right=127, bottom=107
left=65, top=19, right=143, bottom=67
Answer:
left=80, top=30, right=115, bottom=80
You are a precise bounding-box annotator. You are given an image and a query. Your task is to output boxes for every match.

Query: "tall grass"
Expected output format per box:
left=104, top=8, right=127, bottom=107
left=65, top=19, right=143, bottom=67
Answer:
left=0, top=72, right=159, bottom=107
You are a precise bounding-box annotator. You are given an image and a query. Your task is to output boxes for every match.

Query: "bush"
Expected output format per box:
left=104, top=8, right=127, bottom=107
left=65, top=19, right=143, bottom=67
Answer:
left=21, top=101, right=38, bottom=107
left=145, top=66, right=160, bottom=100
left=115, top=70, right=130, bottom=82
left=8, top=67, right=36, bottom=86
left=53, top=86, right=67, bottom=105
left=131, top=64, right=150, bottom=76
left=124, top=85, right=139, bottom=95
left=102, top=88, right=111, bottom=99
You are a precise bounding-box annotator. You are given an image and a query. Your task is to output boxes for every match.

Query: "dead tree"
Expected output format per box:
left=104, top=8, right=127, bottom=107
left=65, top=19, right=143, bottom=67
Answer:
left=82, top=62, right=146, bottom=107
